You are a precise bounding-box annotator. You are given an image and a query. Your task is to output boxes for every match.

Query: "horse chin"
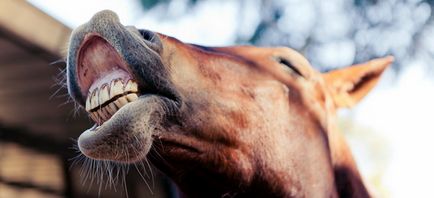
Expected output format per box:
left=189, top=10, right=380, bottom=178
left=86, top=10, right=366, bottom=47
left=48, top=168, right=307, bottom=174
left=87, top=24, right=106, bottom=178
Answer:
left=77, top=95, right=168, bottom=163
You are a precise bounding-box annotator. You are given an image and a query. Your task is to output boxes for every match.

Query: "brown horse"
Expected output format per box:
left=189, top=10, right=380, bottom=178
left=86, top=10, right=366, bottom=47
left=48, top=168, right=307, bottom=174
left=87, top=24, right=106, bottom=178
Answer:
left=66, top=10, right=392, bottom=198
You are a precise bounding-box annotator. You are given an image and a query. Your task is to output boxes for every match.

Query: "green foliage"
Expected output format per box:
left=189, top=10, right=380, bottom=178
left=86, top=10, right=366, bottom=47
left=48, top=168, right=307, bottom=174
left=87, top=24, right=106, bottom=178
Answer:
left=139, top=0, right=198, bottom=10
left=137, top=0, right=434, bottom=74
left=139, top=0, right=169, bottom=9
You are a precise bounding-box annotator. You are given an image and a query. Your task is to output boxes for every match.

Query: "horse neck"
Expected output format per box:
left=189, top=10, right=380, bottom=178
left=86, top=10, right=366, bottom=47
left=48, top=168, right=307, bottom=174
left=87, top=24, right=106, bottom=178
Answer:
left=328, top=122, right=371, bottom=198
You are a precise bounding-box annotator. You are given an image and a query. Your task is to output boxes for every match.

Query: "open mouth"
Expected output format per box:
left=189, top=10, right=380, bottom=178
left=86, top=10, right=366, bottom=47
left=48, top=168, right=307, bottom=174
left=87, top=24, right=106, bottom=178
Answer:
left=71, top=33, right=170, bottom=162
left=68, top=11, right=183, bottom=163
left=77, top=35, right=143, bottom=125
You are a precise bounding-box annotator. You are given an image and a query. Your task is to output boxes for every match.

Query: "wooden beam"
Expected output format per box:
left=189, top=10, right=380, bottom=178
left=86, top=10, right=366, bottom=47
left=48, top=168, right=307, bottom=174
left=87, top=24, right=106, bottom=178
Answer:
left=0, top=0, right=71, bottom=57
left=0, top=175, right=64, bottom=196
left=0, top=122, right=72, bottom=156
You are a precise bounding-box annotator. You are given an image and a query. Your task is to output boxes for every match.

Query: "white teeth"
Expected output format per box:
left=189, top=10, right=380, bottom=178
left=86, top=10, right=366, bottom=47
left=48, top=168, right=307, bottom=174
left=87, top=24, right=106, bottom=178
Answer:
left=103, top=108, right=111, bottom=119
left=90, top=89, right=99, bottom=110
left=90, top=112, right=99, bottom=124
left=114, top=95, right=129, bottom=109
left=97, top=109, right=108, bottom=121
left=85, top=95, right=91, bottom=111
left=99, top=84, right=110, bottom=106
left=124, top=80, right=138, bottom=92
left=110, top=80, right=124, bottom=98
left=106, top=103, right=118, bottom=115
left=104, top=108, right=111, bottom=116
left=126, top=93, right=138, bottom=102
left=86, top=79, right=139, bottom=125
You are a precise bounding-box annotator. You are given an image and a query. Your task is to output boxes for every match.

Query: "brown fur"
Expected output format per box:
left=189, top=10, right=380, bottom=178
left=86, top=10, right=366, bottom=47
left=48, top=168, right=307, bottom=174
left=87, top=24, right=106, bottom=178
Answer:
left=66, top=10, right=393, bottom=198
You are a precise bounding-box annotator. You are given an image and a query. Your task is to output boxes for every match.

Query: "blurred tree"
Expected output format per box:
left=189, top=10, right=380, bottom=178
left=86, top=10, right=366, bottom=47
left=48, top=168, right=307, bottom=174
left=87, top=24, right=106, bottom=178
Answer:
left=138, top=0, right=434, bottom=73
left=140, top=0, right=169, bottom=9
left=139, top=0, right=198, bottom=10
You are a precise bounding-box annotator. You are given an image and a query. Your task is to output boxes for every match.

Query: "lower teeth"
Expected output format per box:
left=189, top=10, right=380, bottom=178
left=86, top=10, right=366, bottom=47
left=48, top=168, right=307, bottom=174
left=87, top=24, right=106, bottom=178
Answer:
left=89, top=93, right=138, bottom=125
left=85, top=79, right=139, bottom=125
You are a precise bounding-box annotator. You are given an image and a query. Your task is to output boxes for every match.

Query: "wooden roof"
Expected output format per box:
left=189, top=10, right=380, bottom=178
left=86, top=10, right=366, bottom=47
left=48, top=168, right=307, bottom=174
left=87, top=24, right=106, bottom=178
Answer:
left=0, top=0, right=90, bottom=143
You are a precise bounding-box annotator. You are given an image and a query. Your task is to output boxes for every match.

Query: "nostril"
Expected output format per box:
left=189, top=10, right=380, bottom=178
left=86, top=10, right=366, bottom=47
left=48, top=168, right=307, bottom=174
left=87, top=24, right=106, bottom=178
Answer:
left=139, top=29, right=156, bottom=42
left=138, top=29, right=162, bottom=53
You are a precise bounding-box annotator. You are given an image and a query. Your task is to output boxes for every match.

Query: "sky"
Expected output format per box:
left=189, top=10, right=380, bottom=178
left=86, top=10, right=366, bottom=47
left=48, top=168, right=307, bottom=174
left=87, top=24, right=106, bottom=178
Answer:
left=28, top=0, right=241, bottom=46
left=28, top=0, right=434, bottom=197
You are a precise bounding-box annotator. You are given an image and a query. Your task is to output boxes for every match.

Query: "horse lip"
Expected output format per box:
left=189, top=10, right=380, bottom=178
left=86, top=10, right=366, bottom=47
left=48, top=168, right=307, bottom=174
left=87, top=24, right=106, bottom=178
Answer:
left=75, top=33, right=175, bottom=100
left=75, top=34, right=133, bottom=99
left=77, top=96, right=160, bottom=163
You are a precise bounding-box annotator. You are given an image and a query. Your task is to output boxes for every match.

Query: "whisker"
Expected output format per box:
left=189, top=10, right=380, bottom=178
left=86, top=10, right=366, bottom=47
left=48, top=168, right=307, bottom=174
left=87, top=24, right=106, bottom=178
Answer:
left=134, top=163, right=153, bottom=194
left=144, top=158, right=155, bottom=189
left=49, top=59, right=66, bottom=66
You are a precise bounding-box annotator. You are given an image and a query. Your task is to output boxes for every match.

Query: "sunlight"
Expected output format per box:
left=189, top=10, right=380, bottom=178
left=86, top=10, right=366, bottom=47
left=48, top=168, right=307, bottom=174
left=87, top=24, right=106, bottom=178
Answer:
left=26, top=0, right=434, bottom=196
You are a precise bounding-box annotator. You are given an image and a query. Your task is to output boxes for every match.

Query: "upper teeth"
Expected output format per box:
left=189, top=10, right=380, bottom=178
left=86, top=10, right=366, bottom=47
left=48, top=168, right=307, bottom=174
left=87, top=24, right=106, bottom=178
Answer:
left=85, top=79, right=139, bottom=125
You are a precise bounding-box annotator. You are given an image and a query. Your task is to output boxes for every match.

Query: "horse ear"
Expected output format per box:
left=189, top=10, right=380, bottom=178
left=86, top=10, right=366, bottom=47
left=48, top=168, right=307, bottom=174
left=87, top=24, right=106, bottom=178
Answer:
left=322, top=56, right=393, bottom=108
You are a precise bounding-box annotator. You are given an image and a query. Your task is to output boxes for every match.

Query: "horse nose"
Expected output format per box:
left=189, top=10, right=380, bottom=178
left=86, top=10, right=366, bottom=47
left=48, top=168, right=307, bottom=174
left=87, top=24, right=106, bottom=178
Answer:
left=87, top=10, right=120, bottom=27
left=137, top=29, right=162, bottom=53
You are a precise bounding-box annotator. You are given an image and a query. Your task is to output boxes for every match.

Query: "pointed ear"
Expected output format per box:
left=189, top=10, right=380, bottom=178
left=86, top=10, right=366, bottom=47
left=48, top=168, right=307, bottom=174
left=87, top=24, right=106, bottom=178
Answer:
left=322, top=56, right=394, bottom=108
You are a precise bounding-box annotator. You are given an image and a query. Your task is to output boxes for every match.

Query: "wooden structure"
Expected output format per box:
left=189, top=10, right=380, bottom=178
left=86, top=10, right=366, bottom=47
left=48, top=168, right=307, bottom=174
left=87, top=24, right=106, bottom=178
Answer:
left=0, top=1, right=172, bottom=197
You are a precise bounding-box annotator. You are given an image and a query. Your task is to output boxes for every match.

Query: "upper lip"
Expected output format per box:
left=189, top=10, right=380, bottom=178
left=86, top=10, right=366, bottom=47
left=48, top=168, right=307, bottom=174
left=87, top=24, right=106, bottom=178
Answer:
left=75, top=34, right=179, bottom=103
left=76, top=34, right=133, bottom=99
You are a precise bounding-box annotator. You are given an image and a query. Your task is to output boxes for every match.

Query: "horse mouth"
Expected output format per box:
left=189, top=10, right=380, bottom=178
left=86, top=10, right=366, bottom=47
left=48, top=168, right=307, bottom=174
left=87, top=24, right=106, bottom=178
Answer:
left=70, top=33, right=178, bottom=162
left=76, top=34, right=166, bottom=126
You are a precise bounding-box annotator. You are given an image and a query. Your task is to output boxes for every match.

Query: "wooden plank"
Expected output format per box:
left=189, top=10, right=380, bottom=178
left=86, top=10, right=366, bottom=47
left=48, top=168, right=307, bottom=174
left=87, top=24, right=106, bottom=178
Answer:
left=0, top=0, right=71, bottom=57
left=0, top=37, right=28, bottom=61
